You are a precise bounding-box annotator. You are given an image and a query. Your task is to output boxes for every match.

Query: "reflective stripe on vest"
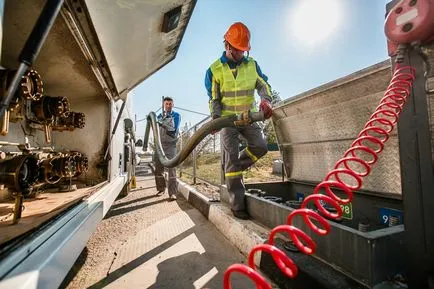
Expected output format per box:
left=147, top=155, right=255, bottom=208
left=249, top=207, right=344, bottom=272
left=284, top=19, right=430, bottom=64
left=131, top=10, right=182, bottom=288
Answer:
left=210, top=57, right=258, bottom=116
left=225, top=171, right=243, bottom=178
left=245, top=147, right=259, bottom=162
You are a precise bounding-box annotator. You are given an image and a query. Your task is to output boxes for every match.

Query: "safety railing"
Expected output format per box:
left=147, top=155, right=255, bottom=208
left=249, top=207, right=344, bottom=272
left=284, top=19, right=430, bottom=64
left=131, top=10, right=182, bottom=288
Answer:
left=176, top=116, right=284, bottom=187
left=177, top=116, right=223, bottom=186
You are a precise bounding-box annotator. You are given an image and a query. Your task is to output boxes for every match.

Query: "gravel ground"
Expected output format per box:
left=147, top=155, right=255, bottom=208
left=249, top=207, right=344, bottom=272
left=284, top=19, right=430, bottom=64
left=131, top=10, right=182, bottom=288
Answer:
left=189, top=182, right=220, bottom=201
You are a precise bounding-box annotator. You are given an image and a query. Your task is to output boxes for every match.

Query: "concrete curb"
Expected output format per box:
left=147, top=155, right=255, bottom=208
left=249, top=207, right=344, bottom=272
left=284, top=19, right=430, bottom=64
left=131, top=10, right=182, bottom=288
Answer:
left=177, top=179, right=269, bottom=267
left=176, top=179, right=368, bottom=289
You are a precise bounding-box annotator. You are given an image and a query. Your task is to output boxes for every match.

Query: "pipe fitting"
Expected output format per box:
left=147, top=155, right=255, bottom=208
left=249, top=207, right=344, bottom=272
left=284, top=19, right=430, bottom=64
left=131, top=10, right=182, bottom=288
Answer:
left=0, top=155, right=39, bottom=193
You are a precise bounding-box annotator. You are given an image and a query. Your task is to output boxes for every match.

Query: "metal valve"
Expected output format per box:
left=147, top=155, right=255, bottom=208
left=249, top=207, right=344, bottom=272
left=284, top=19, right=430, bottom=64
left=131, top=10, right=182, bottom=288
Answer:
left=0, top=154, right=39, bottom=224
left=52, top=111, right=86, bottom=131
left=70, top=152, right=89, bottom=176
left=20, top=70, right=44, bottom=101
left=31, top=95, right=70, bottom=121
left=39, top=154, right=77, bottom=184
left=0, top=69, right=43, bottom=101
left=0, top=69, right=44, bottom=136
left=0, top=154, right=39, bottom=193
left=51, top=155, right=77, bottom=178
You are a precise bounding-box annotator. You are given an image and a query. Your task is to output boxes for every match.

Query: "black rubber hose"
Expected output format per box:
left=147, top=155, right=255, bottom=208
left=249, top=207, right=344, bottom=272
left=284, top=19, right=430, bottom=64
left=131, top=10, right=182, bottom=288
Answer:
left=143, top=111, right=264, bottom=168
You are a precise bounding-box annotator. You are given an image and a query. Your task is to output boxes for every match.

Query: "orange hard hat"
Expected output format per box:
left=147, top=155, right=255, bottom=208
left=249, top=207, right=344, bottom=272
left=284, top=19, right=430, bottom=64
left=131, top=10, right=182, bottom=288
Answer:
left=224, top=22, right=251, bottom=51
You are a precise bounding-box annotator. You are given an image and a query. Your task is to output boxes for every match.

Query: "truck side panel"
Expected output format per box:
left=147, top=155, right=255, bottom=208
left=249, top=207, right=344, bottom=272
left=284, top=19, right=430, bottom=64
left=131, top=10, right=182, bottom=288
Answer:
left=273, top=60, right=403, bottom=196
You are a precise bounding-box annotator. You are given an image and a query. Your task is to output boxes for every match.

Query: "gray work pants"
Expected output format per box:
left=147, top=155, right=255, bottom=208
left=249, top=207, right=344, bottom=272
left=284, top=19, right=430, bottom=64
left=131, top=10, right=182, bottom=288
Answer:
left=221, top=123, right=268, bottom=211
left=154, top=142, right=177, bottom=196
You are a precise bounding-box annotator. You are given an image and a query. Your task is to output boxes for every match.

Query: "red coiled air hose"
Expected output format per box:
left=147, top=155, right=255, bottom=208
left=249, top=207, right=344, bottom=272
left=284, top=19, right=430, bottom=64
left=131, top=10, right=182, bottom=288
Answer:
left=223, top=63, right=415, bottom=289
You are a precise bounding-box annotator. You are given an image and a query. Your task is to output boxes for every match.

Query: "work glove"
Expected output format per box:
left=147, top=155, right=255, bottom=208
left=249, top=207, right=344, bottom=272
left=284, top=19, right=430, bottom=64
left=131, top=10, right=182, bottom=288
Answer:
left=211, top=115, right=220, bottom=135
left=259, top=99, right=273, bottom=119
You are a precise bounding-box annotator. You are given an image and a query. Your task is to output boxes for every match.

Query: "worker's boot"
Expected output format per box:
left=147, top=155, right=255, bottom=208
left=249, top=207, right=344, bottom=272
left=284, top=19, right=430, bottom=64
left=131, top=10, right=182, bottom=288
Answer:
left=231, top=209, right=249, bottom=220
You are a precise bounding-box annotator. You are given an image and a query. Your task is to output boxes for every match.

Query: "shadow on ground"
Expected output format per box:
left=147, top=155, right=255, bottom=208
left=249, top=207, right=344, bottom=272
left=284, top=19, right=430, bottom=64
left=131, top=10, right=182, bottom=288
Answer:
left=87, top=199, right=254, bottom=289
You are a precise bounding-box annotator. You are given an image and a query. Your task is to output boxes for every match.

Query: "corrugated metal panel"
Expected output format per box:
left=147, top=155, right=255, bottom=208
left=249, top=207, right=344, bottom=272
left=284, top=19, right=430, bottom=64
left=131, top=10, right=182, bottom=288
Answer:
left=273, top=60, right=405, bottom=195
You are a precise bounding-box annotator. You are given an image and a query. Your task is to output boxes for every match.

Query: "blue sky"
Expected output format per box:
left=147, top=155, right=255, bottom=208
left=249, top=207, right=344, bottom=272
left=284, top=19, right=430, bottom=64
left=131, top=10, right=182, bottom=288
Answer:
left=132, top=0, right=391, bottom=138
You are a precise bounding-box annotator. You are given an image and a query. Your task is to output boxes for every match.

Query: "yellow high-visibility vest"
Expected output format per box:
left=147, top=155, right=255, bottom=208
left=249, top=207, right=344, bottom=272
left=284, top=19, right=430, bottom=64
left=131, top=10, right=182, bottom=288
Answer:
left=210, top=57, right=258, bottom=116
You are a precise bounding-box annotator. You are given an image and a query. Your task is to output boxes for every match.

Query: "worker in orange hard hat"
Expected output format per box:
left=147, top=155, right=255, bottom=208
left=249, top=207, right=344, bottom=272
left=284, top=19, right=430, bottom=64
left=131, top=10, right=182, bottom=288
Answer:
left=224, top=21, right=251, bottom=53
left=204, top=22, right=274, bottom=220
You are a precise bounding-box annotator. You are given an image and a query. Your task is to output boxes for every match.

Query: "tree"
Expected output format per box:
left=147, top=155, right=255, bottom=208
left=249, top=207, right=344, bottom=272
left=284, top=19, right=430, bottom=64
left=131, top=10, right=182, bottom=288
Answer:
left=263, top=120, right=277, bottom=144
left=177, top=122, right=194, bottom=165
left=262, top=89, right=280, bottom=144
left=271, top=89, right=281, bottom=105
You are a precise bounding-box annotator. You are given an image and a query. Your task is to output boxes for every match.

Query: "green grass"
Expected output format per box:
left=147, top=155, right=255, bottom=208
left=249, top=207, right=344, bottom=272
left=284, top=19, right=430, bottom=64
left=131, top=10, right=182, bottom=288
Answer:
left=179, top=151, right=283, bottom=185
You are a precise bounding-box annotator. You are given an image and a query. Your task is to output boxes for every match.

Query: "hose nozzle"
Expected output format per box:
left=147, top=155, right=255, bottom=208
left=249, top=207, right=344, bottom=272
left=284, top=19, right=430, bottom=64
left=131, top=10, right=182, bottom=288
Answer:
left=233, top=110, right=265, bottom=127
